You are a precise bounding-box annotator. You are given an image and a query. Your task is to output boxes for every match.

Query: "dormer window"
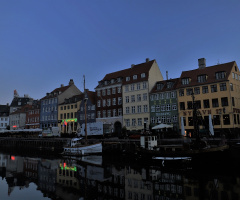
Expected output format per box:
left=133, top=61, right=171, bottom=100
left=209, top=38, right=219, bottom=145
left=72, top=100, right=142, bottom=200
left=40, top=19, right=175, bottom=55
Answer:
left=133, top=75, right=137, bottom=80
left=111, top=79, right=115, bottom=84
left=197, top=74, right=207, bottom=83
left=141, top=73, right=146, bottom=78
left=104, top=80, right=108, bottom=85
left=126, top=77, right=130, bottom=81
left=182, top=78, right=190, bottom=85
left=167, top=82, right=173, bottom=89
left=215, top=71, right=226, bottom=80
left=117, top=77, right=121, bottom=82
left=157, top=83, right=164, bottom=90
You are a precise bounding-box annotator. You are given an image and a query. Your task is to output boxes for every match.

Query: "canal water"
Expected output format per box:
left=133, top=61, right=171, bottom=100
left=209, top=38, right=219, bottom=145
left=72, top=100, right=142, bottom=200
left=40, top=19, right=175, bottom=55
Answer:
left=0, top=150, right=240, bottom=200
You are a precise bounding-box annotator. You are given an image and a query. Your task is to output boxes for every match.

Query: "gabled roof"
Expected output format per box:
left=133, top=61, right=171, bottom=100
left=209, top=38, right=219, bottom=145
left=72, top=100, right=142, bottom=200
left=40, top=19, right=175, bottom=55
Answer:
left=86, top=90, right=96, bottom=105
left=96, top=59, right=155, bottom=88
left=59, top=93, right=84, bottom=105
left=176, top=61, right=236, bottom=88
left=10, top=97, right=33, bottom=107
left=150, top=78, right=179, bottom=94
left=0, top=105, right=10, bottom=117
left=41, top=85, right=71, bottom=100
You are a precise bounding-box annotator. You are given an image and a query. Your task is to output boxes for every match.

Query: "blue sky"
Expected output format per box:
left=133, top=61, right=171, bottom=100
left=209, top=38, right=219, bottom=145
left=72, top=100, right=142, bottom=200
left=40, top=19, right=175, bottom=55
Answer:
left=0, top=0, right=240, bottom=104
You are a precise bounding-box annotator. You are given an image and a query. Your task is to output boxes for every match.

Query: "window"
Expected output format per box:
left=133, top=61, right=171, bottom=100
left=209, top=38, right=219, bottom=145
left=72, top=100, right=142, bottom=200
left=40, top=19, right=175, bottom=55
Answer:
left=232, top=72, right=235, bottom=79
left=141, top=73, right=146, bottom=78
left=131, top=84, right=134, bottom=91
left=202, top=86, right=209, bottom=94
left=203, top=99, right=210, bottom=108
left=197, top=75, right=207, bottom=83
left=125, top=86, right=129, bottom=92
left=151, top=117, right=155, bottom=124
left=166, top=92, right=170, bottom=99
left=171, top=91, right=176, bottom=98
left=213, top=115, right=221, bottom=125
left=97, top=100, right=101, bottom=107
left=131, top=106, right=135, bottom=113
left=151, top=105, right=155, bottom=112
left=118, top=97, right=122, bottom=105
left=156, top=105, right=160, bottom=112
left=182, top=78, right=190, bottom=85
left=215, top=71, right=226, bottom=80
left=211, top=85, right=217, bottom=93
left=223, top=114, right=230, bottom=125
left=172, top=115, right=177, bottom=122
left=125, top=96, right=129, bottom=103
left=113, top=109, right=116, bottom=117
left=143, top=105, right=148, bottom=112
left=107, top=99, right=111, bottom=106
left=179, top=89, right=184, bottom=96
left=143, top=82, right=147, bottom=89
left=172, top=104, right=177, bottom=110
left=235, top=73, right=238, bottom=80
left=97, top=90, right=101, bottom=96
left=118, top=87, right=121, bottom=93
left=103, top=100, right=106, bottom=107
left=126, top=77, right=130, bottom=81
left=137, top=105, right=141, bottom=113
left=118, top=108, right=122, bottom=116
left=137, top=83, right=140, bottom=90
left=132, top=119, right=136, bottom=126
left=107, top=110, right=111, bottom=117
left=180, top=102, right=185, bottom=110
left=188, top=117, right=193, bottom=126
left=102, top=89, right=106, bottom=96
left=166, top=104, right=171, bottom=111
left=160, top=93, right=164, bottom=99
left=161, top=105, right=165, bottom=111
left=230, top=83, right=233, bottom=91
left=112, top=87, right=116, bottom=94
left=187, top=101, right=193, bottom=109
left=138, top=118, right=142, bottom=126
left=167, top=82, right=173, bottom=88
left=133, top=75, right=137, bottom=80
left=194, top=87, right=200, bottom=95
left=143, top=93, right=147, bottom=101
left=220, top=83, right=227, bottom=91
left=137, top=94, right=141, bottom=101
left=103, top=110, right=106, bottom=118
left=126, top=119, right=130, bottom=127
left=194, top=100, right=201, bottom=109
left=155, top=94, right=159, bottom=100
left=221, top=97, right=228, bottom=107
left=212, top=98, right=219, bottom=107
left=232, top=97, right=235, bottom=106
left=107, top=88, right=111, bottom=95
left=186, top=88, right=193, bottom=96
left=112, top=98, right=116, bottom=105
left=157, top=83, right=164, bottom=90
left=131, top=95, right=135, bottom=102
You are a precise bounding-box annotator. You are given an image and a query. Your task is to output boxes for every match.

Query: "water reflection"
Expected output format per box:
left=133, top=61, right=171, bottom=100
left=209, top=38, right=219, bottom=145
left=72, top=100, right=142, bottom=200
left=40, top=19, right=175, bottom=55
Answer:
left=0, top=152, right=240, bottom=200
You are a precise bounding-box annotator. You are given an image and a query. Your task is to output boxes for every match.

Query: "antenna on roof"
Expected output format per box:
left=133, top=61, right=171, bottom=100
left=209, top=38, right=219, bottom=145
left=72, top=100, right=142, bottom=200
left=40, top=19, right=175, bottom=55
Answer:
left=166, top=71, right=168, bottom=80
left=217, top=59, right=220, bottom=64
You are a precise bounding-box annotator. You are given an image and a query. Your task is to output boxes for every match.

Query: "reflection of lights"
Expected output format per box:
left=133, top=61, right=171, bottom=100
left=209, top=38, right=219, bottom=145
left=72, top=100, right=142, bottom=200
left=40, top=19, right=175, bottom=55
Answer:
left=59, top=163, right=77, bottom=171
left=11, top=156, right=15, bottom=160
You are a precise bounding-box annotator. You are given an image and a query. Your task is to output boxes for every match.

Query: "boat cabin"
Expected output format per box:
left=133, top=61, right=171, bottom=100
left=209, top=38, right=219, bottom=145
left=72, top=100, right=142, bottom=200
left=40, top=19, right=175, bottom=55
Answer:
left=70, top=137, right=83, bottom=147
left=140, top=135, right=158, bottom=150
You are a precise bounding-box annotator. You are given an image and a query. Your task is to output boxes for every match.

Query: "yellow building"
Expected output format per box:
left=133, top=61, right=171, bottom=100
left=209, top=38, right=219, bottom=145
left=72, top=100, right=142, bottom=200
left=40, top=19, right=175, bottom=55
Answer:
left=58, top=94, right=83, bottom=134
left=177, top=58, right=240, bottom=137
left=122, top=59, right=163, bottom=131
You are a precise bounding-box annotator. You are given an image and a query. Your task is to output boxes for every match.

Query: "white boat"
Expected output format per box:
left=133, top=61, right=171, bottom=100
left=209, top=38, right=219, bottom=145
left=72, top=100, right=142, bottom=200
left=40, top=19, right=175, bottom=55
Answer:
left=63, top=138, right=102, bottom=156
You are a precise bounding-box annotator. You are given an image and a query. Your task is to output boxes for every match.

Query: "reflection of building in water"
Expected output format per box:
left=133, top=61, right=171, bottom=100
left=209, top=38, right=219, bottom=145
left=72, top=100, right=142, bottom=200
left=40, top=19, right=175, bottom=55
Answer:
left=152, top=169, right=184, bottom=200
left=24, top=157, right=40, bottom=184
left=0, top=154, right=8, bottom=178
left=125, top=166, right=153, bottom=200
left=38, top=159, right=59, bottom=198
left=97, top=164, right=125, bottom=199
left=184, top=174, right=240, bottom=200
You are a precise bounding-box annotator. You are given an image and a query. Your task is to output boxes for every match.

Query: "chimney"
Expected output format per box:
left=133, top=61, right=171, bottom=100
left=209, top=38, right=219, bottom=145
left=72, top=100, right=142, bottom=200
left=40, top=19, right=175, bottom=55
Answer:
left=166, top=71, right=168, bottom=80
left=61, top=84, right=64, bottom=87
left=198, top=58, right=206, bottom=69
left=131, top=64, right=135, bottom=68
left=146, top=58, right=150, bottom=62
left=69, top=79, right=74, bottom=85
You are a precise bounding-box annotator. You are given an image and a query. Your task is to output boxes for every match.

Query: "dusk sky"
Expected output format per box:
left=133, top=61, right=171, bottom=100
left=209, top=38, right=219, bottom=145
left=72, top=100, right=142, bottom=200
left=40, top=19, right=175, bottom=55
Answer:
left=0, top=0, right=239, bottom=105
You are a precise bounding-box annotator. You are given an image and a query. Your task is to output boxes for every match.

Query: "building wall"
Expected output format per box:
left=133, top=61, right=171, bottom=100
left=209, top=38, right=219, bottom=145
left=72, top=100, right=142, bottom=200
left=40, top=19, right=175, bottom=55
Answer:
left=0, top=117, right=9, bottom=130
left=178, top=64, right=240, bottom=136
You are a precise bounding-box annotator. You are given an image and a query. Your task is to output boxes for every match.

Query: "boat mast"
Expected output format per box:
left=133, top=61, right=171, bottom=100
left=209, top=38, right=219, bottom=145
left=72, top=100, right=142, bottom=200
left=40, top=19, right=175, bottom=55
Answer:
left=84, top=75, right=87, bottom=142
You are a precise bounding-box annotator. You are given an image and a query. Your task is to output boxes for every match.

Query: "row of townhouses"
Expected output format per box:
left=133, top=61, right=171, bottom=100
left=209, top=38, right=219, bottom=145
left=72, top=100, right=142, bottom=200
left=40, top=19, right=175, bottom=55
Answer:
left=1, top=58, right=240, bottom=137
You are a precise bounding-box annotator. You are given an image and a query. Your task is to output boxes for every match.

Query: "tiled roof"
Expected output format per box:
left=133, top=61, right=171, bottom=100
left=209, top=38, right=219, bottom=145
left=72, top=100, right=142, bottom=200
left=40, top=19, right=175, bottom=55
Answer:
left=150, top=78, right=179, bottom=93
left=59, top=93, right=84, bottom=105
left=176, top=61, right=236, bottom=88
left=10, top=97, right=33, bottom=107
left=41, top=85, right=71, bottom=100
left=86, top=90, right=96, bottom=104
left=96, top=60, right=155, bottom=88
left=0, top=105, right=10, bottom=116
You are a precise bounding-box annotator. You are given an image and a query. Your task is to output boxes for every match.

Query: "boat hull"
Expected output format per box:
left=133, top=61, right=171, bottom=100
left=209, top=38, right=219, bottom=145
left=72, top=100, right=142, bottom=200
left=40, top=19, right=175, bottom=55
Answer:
left=63, top=143, right=102, bottom=156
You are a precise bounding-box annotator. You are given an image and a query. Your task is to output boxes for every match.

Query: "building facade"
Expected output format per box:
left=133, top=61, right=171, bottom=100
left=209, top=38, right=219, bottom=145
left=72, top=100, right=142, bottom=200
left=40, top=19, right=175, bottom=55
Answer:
left=58, top=94, right=82, bottom=134
left=0, top=104, right=10, bottom=131
left=149, top=78, right=179, bottom=131
left=40, top=79, right=81, bottom=129
left=122, top=59, right=163, bottom=131
left=177, top=58, right=240, bottom=137
left=25, top=100, right=40, bottom=129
